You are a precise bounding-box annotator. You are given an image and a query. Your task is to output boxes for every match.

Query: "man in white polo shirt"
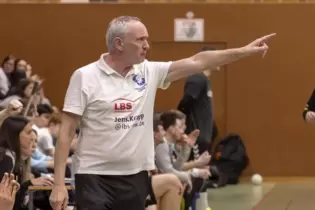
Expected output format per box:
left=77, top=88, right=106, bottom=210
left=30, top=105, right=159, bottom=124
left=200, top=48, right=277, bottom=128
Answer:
left=49, top=16, right=275, bottom=210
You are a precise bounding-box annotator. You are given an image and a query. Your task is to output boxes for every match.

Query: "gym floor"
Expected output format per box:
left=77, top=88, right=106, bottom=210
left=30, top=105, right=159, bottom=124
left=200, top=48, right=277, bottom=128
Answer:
left=207, top=178, right=315, bottom=210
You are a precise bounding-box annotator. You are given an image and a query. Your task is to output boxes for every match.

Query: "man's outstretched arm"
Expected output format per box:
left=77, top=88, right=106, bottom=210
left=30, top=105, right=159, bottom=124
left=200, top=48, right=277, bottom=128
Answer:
left=166, top=33, right=276, bottom=83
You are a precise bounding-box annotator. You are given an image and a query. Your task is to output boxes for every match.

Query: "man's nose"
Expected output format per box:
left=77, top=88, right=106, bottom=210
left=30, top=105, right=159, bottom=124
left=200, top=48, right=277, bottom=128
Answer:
left=143, top=40, right=150, bottom=50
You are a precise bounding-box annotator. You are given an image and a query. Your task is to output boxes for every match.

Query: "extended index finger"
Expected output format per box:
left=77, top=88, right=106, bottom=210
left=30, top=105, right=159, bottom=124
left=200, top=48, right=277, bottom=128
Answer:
left=259, top=33, right=276, bottom=42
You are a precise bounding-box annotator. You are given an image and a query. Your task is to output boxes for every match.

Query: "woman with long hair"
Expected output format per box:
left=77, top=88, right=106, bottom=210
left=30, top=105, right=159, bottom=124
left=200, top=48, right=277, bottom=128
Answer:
left=0, top=116, right=53, bottom=210
left=0, top=79, right=35, bottom=110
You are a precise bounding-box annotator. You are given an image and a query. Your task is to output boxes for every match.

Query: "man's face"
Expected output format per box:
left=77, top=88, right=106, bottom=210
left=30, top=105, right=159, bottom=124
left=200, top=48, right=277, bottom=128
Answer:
left=120, top=21, right=150, bottom=65
left=170, top=119, right=185, bottom=141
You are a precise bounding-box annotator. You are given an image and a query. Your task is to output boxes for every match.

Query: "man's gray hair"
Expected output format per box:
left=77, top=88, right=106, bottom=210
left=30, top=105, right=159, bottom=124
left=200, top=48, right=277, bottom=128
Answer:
left=106, top=16, right=141, bottom=51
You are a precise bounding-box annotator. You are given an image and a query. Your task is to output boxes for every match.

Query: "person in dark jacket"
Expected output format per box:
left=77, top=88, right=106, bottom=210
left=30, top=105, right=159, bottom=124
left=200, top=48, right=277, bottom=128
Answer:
left=177, top=46, right=221, bottom=210
left=303, top=89, right=315, bottom=123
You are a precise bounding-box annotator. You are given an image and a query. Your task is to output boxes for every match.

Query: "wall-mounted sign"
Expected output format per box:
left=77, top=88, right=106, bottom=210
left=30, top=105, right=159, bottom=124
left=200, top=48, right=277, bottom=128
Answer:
left=174, top=11, right=204, bottom=42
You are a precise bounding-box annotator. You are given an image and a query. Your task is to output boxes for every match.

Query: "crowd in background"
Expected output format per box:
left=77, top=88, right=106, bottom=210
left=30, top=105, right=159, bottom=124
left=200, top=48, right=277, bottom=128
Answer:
left=0, top=55, right=78, bottom=210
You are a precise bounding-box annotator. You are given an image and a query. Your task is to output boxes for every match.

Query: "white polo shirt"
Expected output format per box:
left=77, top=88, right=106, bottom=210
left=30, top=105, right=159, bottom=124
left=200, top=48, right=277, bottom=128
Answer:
left=63, top=53, right=172, bottom=175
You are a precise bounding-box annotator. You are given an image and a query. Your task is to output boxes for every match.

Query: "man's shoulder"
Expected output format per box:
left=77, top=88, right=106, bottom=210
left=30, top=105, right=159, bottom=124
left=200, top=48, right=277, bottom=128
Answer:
left=70, top=62, right=100, bottom=87
left=75, top=61, right=98, bottom=76
left=155, top=140, right=169, bottom=150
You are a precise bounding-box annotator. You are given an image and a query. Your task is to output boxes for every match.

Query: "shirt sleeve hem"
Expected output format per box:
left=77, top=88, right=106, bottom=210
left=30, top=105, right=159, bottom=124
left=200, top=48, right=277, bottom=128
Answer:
left=62, top=107, right=83, bottom=116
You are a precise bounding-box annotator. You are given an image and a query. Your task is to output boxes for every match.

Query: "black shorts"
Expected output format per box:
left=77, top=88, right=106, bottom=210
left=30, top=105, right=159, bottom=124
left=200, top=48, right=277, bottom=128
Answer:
left=75, top=171, right=150, bottom=210
left=144, top=176, right=157, bottom=207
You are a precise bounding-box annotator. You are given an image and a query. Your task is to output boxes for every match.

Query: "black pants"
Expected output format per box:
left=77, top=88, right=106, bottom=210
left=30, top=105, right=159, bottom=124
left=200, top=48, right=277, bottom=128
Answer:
left=75, top=171, right=150, bottom=210
left=184, top=140, right=211, bottom=209
left=144, top=176, right=157, bottom=207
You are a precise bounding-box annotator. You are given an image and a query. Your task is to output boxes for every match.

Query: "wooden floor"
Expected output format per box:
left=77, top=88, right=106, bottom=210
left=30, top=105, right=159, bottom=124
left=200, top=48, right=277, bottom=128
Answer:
left=206, top=178, right=315, bottom=210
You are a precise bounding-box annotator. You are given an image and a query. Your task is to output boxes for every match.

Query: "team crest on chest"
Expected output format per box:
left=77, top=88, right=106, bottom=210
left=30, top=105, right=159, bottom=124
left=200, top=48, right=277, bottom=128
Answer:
left=132, top=74, right=146, bottom=92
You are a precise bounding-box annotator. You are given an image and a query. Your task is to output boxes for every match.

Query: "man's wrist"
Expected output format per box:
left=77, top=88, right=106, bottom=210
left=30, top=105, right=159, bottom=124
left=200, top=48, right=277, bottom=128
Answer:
left=54, top=182, right=65, bottom=186
left=235, top=47, right=250, bottom=58
left=54, top=174, right=66, bottom=186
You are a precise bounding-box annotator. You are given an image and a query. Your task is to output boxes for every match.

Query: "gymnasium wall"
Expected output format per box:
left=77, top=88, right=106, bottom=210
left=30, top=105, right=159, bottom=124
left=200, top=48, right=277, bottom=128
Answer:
left=0, top=4, right=314, bottom=177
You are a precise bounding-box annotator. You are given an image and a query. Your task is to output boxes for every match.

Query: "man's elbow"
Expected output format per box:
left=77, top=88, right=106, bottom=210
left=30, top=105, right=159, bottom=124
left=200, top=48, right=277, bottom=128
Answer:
left=58, top=112, right=80, bottom=141
left=167, top=58, right=205, bottom=82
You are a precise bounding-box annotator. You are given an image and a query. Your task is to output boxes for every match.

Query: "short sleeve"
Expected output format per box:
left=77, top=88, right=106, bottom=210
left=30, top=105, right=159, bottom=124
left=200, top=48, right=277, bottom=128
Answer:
left=146, top=61, right=172, bottom=90
left=63, top=70, right=88, bottom=116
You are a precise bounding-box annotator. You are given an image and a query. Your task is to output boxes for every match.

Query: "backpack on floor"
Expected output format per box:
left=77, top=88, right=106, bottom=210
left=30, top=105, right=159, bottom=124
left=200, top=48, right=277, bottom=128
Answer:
left=211, top=134, right=249, bottom=185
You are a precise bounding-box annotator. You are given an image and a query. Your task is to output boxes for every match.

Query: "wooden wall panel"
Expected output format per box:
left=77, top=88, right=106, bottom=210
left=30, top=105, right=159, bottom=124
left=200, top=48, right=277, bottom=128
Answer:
left=0, top=4, right=314, bottom=177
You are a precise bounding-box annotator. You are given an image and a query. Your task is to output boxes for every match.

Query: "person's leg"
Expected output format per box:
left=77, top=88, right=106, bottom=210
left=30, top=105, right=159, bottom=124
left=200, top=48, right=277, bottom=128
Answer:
left=195, top=141, right=212, bottom=210
left=146, top=205, right=157, bottom=210
left=151, top=174, right=182, bottom=210
left=75, top=174, right=116, bottom=210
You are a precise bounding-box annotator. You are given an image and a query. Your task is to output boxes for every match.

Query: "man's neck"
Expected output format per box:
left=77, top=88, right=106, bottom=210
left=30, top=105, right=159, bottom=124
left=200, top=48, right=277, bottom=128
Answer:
left=104, top=53, right=133, bottom=77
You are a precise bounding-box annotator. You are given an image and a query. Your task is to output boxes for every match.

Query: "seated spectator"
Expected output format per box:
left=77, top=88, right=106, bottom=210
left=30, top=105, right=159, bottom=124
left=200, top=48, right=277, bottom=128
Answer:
left=9, top=59, right=28, bottom=91
left=143, top=113, right=186, bottom=210
left=155, top=110, right=193, bottom=191
left=153, top=112, right=165, bottom=147
left=35, top=86, right=51, bottom=106
left=156, top=110, right=211, bottom=192
left=0, top=116, right=53, bottom=210
left=32, top=104, right=54, bottom=156
left=31, top=129, right=53, bottom=173
left=31, top=129, right=72, bottom=174
left=14, top=59, right=27, bottom=73
left=0, top=79, right=35, bottom=110
left=0, top=55, right=15, bottom=99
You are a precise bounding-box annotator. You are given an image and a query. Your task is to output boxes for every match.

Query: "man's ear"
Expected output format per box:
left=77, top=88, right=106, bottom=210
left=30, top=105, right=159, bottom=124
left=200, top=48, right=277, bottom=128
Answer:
left=114, top=37, right=124, bottom=52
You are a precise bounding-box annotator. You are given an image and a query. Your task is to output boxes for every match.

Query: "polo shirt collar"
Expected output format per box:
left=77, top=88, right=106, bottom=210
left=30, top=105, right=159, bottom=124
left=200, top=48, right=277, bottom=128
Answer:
left=96, top=53, right=138, bottom=76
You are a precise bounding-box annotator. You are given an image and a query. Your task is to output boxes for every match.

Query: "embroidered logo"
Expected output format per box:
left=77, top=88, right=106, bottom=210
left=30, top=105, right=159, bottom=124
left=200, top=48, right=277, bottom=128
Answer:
left=132, top=74, right=146, bottom=91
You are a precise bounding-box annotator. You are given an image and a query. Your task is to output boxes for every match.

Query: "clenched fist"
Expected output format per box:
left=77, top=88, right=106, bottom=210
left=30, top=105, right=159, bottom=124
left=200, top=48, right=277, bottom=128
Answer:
left=6, top=99, right=23, bottom=116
